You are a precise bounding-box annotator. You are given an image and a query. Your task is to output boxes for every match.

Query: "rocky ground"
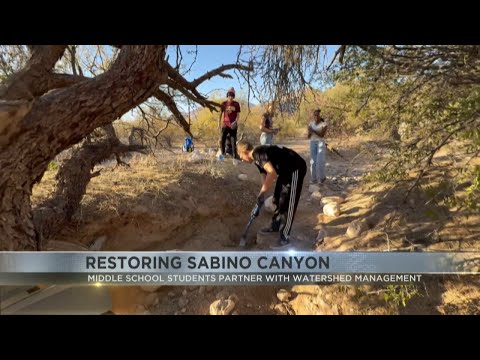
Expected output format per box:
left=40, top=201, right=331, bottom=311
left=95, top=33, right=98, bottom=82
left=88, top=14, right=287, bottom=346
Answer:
left=33, top=136, right=480, bottom=315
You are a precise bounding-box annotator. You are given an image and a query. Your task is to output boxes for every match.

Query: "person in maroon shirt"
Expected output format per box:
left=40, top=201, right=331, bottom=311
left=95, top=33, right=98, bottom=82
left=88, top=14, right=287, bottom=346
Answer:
left=219, top=87, right=241, bottom=158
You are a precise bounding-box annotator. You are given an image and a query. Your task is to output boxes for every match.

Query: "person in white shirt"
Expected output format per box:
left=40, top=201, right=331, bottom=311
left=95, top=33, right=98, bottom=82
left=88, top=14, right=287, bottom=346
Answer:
left=308, top=108, right=328, bottom=184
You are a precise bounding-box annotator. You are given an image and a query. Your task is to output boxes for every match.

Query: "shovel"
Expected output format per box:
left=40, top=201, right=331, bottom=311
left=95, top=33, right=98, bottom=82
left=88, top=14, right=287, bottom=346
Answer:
left=239, top=213, right=257, bottom=248
left=239, top=202, right=263, bottom=247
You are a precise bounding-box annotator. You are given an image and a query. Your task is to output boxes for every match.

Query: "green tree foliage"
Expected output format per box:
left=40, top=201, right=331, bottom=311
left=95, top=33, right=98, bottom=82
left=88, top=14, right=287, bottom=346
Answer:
left=334, top=45, right=480, bottom=212
left=383, top=285, right=421, bottom=310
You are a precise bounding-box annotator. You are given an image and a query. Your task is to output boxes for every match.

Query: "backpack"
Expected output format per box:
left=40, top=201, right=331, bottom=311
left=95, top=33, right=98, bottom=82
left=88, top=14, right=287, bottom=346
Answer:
left=182, top=137, right=194, bottom=152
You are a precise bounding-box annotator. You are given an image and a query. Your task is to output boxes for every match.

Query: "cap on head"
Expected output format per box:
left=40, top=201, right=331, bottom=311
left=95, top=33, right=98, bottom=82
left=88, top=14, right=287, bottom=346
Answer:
left=313, top=108, right=321, bottom=114
left=227, top=87, right=235, bottom=98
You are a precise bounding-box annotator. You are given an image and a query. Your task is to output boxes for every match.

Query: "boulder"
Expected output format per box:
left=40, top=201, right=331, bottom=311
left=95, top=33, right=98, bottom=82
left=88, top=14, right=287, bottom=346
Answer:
left=323, top=203, right=340, bottom=217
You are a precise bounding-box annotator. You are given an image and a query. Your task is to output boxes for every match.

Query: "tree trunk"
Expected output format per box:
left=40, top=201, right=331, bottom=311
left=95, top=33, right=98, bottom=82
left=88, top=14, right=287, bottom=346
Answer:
left=33, top=138, right=146, bottom=244
left=0, top=45, right=167, bottom=250
left=0, top=175, right=37, bottom=250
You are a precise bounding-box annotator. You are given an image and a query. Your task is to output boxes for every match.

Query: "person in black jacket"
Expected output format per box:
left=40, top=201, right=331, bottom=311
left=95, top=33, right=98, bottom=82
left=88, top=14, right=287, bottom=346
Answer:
left=237, top=141, right=307, bottom=249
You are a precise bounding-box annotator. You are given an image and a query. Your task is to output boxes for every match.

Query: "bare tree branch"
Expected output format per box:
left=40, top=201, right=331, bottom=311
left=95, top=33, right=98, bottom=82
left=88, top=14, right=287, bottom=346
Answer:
left=67, top=45, right=78, bottom=76
left=153, top=89, right=193, bottom=137
left=327, top=45, right=347, bottom=70
left=191, top=63, right=252, bottom=87
left=49, top=73, right=89, bottom=88
left=164, top=61, right=252, bottom=112
left=0, top=45, right=68, bottom=100
left=166, top=79, right=220, bottom=111
left=355, top=45, right=480, bottom=86
left=402, top=116, right=479, bottom=202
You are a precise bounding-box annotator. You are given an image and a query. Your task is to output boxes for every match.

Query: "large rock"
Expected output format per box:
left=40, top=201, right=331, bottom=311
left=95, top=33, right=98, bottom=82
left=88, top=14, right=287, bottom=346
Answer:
left=210, top=299, right=236, bottom=315
left=323, top=203, right=340, bottom=217
left=277, top=289, right=291, bottom=302
left=320, top=196, right=344, bottom=206
left=346, top=221, right=368, bottom=238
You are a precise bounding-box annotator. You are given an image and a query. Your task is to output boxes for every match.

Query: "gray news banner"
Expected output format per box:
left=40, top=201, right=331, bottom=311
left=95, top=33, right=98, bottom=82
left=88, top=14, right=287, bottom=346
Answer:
left=0, top=251, right=479, bottom=285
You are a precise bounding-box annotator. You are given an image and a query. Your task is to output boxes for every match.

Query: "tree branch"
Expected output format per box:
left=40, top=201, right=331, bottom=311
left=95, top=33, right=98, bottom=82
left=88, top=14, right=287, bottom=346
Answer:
left=191, top=63, right=253, bottom=87
left=402, top=118, right=477, bottom=203
left=49, top=73, right=89, bottom=89
left=165, top=61, right=252, bottom=111
left=166, top=79, right=220, bottom=111
left=153, top=89, right=193, bottom=137
left=327, top=45, right=347, bottom=70
left=0, top=45, right=68, bottom=100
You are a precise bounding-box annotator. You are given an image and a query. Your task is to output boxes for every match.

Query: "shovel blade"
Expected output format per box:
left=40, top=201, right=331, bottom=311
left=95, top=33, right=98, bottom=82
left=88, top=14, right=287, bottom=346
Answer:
left=239, top=236, right=247, bottom=248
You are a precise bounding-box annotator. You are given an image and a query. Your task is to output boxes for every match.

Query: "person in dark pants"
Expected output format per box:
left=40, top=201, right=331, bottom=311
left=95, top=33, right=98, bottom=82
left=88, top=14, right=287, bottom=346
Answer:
left=237, top=141, right=307, bottom=249
left=308, top=108, right=328, bottom=184
left=259, top=104, right=280, bottom=145
left=219, top=87, right=240, bottom=158
left=225, top=134, right=233, bottom=156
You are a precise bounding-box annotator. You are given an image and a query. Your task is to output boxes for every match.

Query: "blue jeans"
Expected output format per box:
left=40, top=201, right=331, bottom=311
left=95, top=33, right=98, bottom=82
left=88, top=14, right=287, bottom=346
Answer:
left=310, top=140, right=326, bottom=183
left=260, top=132, right=273, bottom=145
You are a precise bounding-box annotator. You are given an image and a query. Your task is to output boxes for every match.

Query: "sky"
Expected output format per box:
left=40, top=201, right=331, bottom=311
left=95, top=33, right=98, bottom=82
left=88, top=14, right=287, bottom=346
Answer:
left=167, top=45, right=243, bottom=97
left=123, top=45, right=338, bottom=120
left=166, top=45, right=339, bottom=102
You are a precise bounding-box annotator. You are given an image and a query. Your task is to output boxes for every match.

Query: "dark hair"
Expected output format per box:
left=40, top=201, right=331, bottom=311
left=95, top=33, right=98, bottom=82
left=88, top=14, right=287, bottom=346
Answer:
left=227, top=92, right=235, bottom=98
left=237, top=141, right=253, bottom=152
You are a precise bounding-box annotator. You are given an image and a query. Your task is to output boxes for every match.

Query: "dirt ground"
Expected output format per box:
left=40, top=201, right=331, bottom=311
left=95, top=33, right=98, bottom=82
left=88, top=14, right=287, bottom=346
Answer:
left=32, top=136, right=480, bottom=315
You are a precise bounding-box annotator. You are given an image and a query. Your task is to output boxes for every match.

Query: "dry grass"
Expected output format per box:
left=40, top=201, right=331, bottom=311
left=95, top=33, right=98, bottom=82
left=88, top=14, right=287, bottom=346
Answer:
left=30, top=137, right=480, bottom=315
left=32, top=149, right=237, bottom=223
left=32, top=170, right=57, bottom=205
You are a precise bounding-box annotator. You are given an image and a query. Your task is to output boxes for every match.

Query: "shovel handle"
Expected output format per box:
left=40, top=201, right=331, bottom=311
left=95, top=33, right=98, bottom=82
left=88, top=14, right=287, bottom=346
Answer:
left=239, top=215, right=256, bottom=246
